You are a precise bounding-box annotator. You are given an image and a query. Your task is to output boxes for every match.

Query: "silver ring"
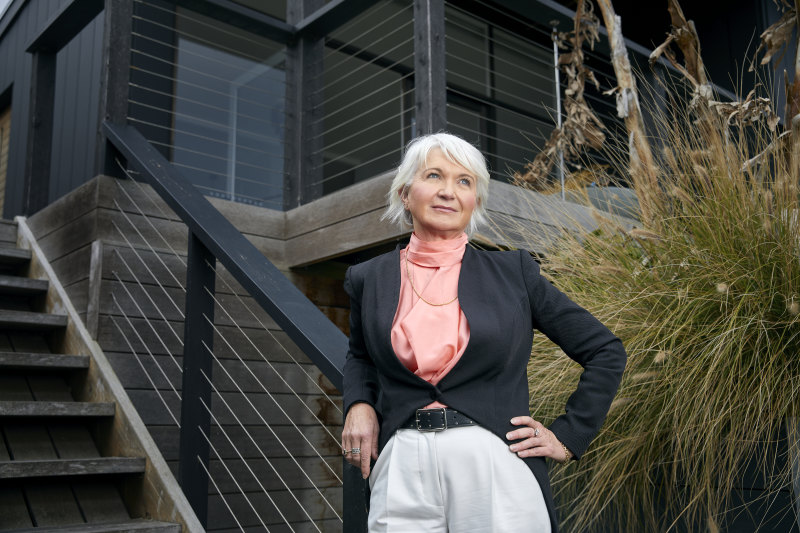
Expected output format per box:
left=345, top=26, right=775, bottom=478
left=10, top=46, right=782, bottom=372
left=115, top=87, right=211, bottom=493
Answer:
left=351, top=447, right=361, bottom=454
left=534, top=428, right=540, bottom=437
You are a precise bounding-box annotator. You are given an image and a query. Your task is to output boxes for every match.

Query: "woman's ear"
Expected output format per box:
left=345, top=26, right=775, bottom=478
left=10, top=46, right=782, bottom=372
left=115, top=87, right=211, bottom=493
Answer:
left=399, top=186, right=409, bottom=207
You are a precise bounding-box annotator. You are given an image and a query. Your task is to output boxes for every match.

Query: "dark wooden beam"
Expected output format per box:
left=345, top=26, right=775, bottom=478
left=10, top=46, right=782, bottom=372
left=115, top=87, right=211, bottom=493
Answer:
left=97, top=0, right=133, bottom=178
left=0, top=309, right=66, bottom=330
left=295, top=0, right=376, bottom=37
left=284, top=0, right=325, bottom=208
left=0, top=401, right=115, bottom=417
left=0, top=352, right=90, bottom=370
left=172, top=0, right=293, bottom=43
left=413, top=0, right=446, bottom=134
left=25, top=0, right=104, bottom=53
left=178, top=233, right=216, bottom=528
left=0, top=457, right=145, bottom=478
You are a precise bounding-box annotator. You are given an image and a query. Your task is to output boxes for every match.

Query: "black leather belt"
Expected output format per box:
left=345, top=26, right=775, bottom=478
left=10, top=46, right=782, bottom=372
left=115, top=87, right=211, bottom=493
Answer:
left=399, top=408, right=477, bottom=432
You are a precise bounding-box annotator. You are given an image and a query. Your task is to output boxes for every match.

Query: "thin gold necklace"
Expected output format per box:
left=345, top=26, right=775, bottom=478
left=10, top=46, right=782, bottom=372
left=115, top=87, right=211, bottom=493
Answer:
left=405, top=251, right=458, bottom=306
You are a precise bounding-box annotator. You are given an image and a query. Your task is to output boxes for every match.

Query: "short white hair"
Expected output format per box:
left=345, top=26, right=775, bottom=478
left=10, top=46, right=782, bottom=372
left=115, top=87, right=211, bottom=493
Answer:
left=383, top=132, right=490, bottom=235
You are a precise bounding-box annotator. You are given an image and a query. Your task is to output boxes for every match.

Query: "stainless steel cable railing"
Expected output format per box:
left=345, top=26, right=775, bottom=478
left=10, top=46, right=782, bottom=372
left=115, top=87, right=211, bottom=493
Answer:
left=102, top=132, right=347, bottom=532
left=129, top=0, right=288, bottom=210
left=310, top=0, right=415, bottom=195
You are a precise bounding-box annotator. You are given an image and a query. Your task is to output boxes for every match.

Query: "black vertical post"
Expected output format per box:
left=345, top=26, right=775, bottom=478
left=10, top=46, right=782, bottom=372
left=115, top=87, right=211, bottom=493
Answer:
left=284, top=0, right=325, bottom=209
left=23, top=51, right=56, bottom=215
left=178, top=233, right=216, bottom=527
left=343, top=435, right=368, bottom=533
left=413, top=0, right=447, bottom=135
left=97, top=0, right=133, bottom=178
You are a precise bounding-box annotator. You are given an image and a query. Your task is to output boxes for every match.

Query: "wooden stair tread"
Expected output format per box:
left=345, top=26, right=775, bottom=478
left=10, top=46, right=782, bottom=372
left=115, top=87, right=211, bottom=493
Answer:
left=0, top=352, right=89, bottom=369
left=0, top=275, right=48, bottom=295
left=0, top=457, right=146, bottom=479
left=0, top=310, right=68, bottom=330
left=2, top=519, right=181, bottom=533
left=0, top=248, right=30, bottom=264
left=0, top=401, right=115, bottom=417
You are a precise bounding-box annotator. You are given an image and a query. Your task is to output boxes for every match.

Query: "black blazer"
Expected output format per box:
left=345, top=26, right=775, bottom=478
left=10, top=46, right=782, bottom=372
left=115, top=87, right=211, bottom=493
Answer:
left=343, top=245, right=627, bottom=531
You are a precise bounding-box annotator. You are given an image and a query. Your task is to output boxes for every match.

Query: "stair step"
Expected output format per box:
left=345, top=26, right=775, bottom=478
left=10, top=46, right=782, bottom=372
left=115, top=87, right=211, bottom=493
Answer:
left=3, top=519, right=181, bottom=533
left=0, top=248, right=31, bottom=266
left=0, top=275, right=49, bottom=295
left=0, top=352, right=90, bottom=370
left=0, top=401, right=115, bottom=417
left=0, top=457, right=146, bottom=480
left=0, top=220, right=16, bottom=245
left=0, top=310, right=67, bottom=330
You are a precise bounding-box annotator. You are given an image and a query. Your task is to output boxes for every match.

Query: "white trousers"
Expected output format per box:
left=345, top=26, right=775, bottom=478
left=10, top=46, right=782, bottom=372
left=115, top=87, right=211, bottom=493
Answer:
left=368, top=425, right=552, bottom=533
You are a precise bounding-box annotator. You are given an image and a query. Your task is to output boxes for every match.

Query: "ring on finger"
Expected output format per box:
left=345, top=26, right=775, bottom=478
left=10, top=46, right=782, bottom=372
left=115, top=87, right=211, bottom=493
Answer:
left=534, top=428, right=540, bottom=437
left=351, top=447, right=361, bottom=455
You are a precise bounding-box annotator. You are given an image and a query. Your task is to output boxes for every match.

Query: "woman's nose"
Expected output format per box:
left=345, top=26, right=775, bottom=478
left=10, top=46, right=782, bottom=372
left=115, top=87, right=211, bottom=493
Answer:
left=438, top=180, right=455, bottom=198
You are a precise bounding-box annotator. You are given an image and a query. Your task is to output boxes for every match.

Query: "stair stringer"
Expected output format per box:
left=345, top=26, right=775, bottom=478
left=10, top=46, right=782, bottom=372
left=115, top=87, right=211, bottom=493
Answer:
left=14, top=216, right=204, bottom=533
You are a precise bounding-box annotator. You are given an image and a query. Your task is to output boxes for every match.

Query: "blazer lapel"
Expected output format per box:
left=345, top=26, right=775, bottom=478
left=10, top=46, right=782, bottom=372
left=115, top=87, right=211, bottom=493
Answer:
left=374, top=245, right=402, bottom=362
left=457, top=245, right=478, bottom=331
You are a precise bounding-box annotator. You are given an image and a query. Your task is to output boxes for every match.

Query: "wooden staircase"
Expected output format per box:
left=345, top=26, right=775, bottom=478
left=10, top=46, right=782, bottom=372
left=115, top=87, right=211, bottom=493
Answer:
left=0, top=219, right=180, bottom=532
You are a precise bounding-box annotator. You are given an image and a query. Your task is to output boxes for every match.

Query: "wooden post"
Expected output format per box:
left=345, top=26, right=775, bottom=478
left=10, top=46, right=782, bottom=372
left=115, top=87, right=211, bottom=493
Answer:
left=96, top=0, right=133, bottom=178
left=285, top=0, right=325, bottom=209
left=787, top=0, right=800, bottom=120
left=596, top=0, right=659, bottom=226
left=23, top=52, right=56, bottom=215
left=413, top=0, right=446, bottom=135
left=178, top=233, right=216, bottom=528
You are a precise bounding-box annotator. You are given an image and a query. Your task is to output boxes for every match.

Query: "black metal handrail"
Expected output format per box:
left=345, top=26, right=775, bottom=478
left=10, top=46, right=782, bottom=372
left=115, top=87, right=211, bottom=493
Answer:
left=103, top=121, right=366, bottom=532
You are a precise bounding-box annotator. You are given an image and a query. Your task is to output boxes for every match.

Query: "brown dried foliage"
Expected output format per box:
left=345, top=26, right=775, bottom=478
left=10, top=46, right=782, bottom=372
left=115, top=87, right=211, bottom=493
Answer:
left=752, top=0, right=797, bottom=69
left=515, top=0, right=606, bottom=190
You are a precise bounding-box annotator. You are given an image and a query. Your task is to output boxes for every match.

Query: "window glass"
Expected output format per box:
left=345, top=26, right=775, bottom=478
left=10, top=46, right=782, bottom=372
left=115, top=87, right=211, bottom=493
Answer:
left=170, top=9, right=286, bottom=208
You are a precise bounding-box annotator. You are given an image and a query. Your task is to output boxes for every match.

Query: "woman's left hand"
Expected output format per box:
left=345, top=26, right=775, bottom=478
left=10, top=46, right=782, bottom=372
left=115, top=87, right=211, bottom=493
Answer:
left=507, top=416, right=572, bottom=463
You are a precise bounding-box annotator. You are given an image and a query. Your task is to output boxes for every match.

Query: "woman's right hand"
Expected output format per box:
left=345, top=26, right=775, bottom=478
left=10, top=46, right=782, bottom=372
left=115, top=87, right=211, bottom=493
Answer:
left=342, top=402, right=380, bottom=479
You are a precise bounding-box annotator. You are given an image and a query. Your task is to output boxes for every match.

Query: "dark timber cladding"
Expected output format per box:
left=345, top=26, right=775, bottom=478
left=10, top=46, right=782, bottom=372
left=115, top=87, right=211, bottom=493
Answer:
left=178, top=234, right=216, bottom=527
left=414, top=0, right=446, bottom=134
left=284, top=0, right=324, bottom=209
left=23, top=0, right=104, bottom=215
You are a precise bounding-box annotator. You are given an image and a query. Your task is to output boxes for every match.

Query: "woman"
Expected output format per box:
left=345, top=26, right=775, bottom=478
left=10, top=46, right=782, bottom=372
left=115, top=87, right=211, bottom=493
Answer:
left=341, top=133, right=626, bottom=532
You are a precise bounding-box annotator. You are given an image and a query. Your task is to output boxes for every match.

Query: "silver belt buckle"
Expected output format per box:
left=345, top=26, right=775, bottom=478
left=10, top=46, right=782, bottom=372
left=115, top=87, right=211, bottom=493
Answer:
left=416, top=407, right=447, bottom=432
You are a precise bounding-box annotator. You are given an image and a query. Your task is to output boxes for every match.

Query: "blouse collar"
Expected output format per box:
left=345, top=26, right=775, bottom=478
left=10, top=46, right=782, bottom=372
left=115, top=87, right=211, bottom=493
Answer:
left=406, top=232, right=468, bottom=267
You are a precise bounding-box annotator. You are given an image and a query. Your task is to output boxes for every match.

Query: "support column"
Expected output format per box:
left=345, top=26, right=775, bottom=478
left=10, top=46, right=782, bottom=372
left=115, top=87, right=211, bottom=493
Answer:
left=284, top=0, right=325, bottom=209
left=413, top=0, right=446, bottom=135
left=96, top=0, right=133, bottom=178
left=178, top=233, right=216, bottom=528
left=23, top=52, right=55, bottom=214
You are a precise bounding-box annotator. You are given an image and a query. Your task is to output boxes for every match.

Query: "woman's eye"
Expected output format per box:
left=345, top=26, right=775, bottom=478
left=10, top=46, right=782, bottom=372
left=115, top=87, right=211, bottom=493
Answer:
left=427, top=173, right=440, bottom=179
left=459, top=178, right=472, bottom=186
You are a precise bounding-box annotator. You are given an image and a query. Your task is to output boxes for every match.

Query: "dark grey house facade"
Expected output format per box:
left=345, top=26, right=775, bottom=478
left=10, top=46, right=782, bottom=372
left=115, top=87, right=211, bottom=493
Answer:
left=0, top=1, right=797, bottom=532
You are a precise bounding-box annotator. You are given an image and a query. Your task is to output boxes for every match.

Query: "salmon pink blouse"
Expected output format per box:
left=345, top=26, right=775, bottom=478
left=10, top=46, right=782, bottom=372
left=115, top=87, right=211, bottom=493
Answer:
left=390, top=232, right=470, bottom=408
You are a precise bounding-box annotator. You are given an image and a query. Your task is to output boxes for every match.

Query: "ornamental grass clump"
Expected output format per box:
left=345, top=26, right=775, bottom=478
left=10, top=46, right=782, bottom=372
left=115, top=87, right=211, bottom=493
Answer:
left=525, top=84, right=800, bottom=531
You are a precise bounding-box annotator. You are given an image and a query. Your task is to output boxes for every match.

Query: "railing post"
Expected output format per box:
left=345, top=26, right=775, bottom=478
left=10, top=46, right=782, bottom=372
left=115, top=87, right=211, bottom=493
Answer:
left=343, top=432, right=368, bottom=532
left=413, top=0, right=447, bottom=135
left=97, top=0, right=133, bottom=178
left=178, top=232, right=216, bottom=527
left=285, top=0, right=325, bottom=208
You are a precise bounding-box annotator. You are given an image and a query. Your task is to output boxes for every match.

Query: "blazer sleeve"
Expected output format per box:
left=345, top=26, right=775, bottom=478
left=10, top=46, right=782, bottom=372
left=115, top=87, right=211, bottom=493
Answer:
left=342, top=265, right=380, bottom=415
left=520, top=250, right=627, bottom=459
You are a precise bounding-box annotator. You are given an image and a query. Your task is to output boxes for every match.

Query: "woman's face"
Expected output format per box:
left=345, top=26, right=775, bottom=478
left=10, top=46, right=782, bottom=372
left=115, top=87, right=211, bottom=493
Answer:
left=402, top=148, right=478, bottom=241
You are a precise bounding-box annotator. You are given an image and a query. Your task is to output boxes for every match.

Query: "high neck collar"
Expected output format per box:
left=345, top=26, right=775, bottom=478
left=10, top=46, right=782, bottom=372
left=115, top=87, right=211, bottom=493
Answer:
left=406, top=232, right=468, bottom=267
